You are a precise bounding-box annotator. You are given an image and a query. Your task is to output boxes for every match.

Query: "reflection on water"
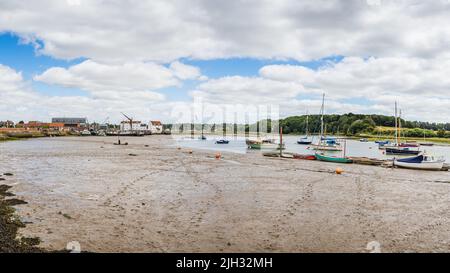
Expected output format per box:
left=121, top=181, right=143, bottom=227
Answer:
left=174, top=135, right=450, bottom=162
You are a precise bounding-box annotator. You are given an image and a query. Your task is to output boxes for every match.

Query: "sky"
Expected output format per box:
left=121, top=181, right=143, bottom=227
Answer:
left=0, top=0, right=450, bottom=124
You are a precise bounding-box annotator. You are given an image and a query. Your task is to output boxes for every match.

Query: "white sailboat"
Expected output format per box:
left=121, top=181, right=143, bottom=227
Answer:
left=310, top=94, right=343, bottom=151
left=297, top=110, right=313, bottom=145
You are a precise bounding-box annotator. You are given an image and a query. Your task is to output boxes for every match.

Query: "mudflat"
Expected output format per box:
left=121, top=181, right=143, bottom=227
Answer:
left=1, top=136, right=449, bottom=253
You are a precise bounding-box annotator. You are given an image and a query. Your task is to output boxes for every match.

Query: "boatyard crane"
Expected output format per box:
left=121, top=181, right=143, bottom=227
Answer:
left=121, top=112, right=134, bottom=133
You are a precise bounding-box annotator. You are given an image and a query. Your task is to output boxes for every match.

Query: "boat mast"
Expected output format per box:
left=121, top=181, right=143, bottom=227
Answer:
left=305, top=110, right=309, bottom=137
left=399, top=109, right=402, bottom=142
left=394, top=102, right=398, bottom=145
left=320, top=93, right=325, bottom=138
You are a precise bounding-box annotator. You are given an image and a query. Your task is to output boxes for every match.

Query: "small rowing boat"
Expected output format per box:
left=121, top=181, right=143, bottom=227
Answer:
left=315, top=153, right=353, bottom=164
left=419, top=142, right=434, bottom=146
left=293, top=154, right=316, bottom=160
left=246, top=138, right=285, bottom=150
left=215, top=139, right=229, bottom=144
left=297, top=137, right=313, bottom=145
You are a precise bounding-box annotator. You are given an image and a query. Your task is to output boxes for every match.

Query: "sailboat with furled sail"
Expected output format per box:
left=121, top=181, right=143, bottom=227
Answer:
left=297, top=110, right=313, bottom=145
left=383, top=103, right=420, bottom=155
left=310, top=93, right=343, bottom=151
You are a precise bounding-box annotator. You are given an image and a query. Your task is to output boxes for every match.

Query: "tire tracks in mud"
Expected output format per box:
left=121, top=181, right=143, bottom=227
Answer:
left=100, top=155, right=186, bottom=252
left=353, top=176, right=378, bottom=243
left=179, top=153, right=227, bottom=249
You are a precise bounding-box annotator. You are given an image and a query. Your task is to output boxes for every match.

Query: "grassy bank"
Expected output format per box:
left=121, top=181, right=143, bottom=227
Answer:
left=0, top=180, right=43, bottom=253
left=0, top=131, right=69, bottom=142
left=357, top=134, right=450, bottom=145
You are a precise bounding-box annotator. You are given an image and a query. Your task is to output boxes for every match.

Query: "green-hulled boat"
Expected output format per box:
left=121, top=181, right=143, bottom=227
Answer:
left=315, top=153, right=353, bottom=164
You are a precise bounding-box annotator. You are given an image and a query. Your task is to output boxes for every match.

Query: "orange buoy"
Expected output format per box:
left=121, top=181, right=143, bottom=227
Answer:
left=215, top=152, right=221, bottom=160
left=335, top=168, right=344, bottom=175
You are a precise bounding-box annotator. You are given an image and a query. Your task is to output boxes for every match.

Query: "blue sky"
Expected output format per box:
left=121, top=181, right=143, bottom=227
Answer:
left=1, top=33, right=340, bottom=102
left=1, top=1, right=449, bottom=123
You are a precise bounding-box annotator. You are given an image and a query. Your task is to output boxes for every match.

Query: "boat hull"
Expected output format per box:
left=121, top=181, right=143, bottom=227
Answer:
left=419, top=143, right=434, bottom=146
left=385, top=148, right=420, bottom=155
left=293, top=154, right=316, bottom=160
left=315, top=153, right=353, bottom=163
left=248, top=143, right=285, bottom=150
left=311, top=145, right=343, bottom=151
left=297, top=140, right=312, bottom=145
left=394, top=160, right=444, bottom=171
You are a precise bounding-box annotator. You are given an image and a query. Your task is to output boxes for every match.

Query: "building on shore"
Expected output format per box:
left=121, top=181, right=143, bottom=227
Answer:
left=120, top=120, right=142, bottom=132
left=119, top=120, right=163, bottom=135
left=149, top=121, right=163, bottom=134
left=51, top=117, right=87, bottom=129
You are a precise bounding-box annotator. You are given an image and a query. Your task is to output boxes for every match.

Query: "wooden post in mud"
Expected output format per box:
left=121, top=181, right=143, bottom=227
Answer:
left=280, top=126, right=283, bottom=157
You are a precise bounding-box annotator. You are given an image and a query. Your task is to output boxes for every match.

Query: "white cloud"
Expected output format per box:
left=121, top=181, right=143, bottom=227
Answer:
left=1, top=1, right=450, bottom=123
left=169, top=61, right=202, bottom=80
left=2, top=0, right=450, bottom=62
left=34, top=60, right=203, bottom=100
left=192, top=57, right=450, bottom=122
left=191, top=76, right=303, bottom=105
left=0, top=64, right=193, bottom=123
left=260, top=57, right=450, bottom=99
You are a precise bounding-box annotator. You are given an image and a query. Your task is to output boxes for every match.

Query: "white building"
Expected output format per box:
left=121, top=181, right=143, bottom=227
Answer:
left=120, top=121, right=142, bottom=131
left=149, top=121, right=163, bottom=134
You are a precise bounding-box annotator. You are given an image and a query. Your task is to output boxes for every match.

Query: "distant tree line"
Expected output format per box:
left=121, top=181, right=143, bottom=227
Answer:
left=166, top=113, right=450, bottom=138
left=279, top=113, right=450, bottom=138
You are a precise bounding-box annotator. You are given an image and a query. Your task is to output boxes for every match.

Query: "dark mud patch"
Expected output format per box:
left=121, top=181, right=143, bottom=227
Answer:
left=0, top=184, right=43, bottom=253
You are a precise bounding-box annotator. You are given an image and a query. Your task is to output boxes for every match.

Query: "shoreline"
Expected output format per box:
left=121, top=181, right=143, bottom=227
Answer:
left=2, top=136, right=450, bottom=252
left=0, top=177, right=43, bottom=253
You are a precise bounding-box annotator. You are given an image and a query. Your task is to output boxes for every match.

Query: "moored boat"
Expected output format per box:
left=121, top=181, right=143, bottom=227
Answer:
left=315, top=153, right=353, bottom=163
left=215, top=139, right=229, bottom=144
left=297, top=112, right=313, bottom=145
left=118, top=130, right=144, bottom=136
left=394, top=154, right=445, bottom=171
left=80, top=129, right=92, bottom=136
left=399, top=142, right=420, bottom=148
left=310, top=138, right=343, bottom=151
left=385, top=147, right=420, bottom=155
left=310, top=94, right=342, bottom=151
left=246, top=138, right=285, bottom=150
left=419, top=142, right=434, bottom=146
left=293, top=154, right=316, bottom=160
left=297, top=137, right=313, bottom=145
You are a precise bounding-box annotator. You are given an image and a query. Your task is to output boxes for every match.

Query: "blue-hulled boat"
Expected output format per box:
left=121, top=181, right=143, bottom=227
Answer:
left=385, top=147, right=420, bottom=155
left=394, top=154, right=445, bottom=170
